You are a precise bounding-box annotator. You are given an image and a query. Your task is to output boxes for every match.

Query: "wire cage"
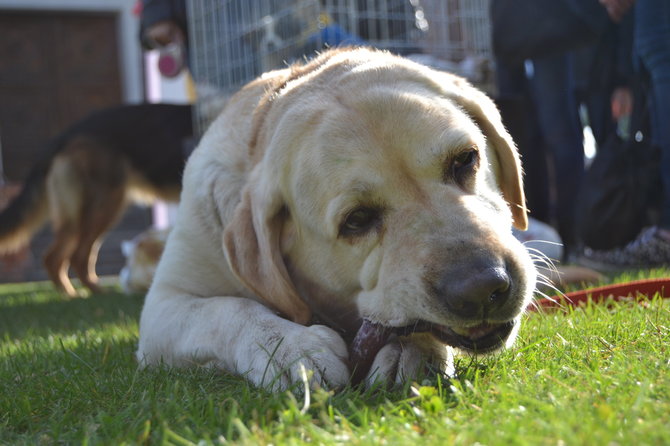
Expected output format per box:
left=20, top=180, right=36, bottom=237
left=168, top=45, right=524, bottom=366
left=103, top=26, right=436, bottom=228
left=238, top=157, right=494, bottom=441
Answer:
left=187, top=0, right=493, bottom=133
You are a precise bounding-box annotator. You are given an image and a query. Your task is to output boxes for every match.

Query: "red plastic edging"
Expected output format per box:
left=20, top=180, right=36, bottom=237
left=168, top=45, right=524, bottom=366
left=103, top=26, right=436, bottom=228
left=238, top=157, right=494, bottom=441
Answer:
left=528, top=277, right=670, bottom=312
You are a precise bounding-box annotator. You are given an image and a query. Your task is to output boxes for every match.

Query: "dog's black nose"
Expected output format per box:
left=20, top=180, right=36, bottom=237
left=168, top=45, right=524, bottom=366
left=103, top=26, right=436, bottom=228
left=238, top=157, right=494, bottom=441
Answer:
left=437, top=266, right=511, bottom=320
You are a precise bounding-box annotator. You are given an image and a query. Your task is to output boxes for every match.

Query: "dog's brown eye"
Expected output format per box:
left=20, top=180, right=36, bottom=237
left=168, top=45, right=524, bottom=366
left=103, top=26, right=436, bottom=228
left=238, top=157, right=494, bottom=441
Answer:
left=450, top=148, right=479, bottom=185
left=340, top=207, right=382, bottom=237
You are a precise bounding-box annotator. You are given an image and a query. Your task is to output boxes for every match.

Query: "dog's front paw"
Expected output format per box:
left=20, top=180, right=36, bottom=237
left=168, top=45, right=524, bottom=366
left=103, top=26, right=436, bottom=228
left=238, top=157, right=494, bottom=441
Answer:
left=364, top=339, right=423, bottom=387
left=363, top=335, right=456, bottom=387
left=245, top=324, right=350, bottom=391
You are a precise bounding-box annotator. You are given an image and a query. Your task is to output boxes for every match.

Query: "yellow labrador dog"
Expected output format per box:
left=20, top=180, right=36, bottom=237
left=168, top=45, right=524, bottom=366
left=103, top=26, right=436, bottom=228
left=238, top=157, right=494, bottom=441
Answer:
left=137, top=48, right=536, bottom=389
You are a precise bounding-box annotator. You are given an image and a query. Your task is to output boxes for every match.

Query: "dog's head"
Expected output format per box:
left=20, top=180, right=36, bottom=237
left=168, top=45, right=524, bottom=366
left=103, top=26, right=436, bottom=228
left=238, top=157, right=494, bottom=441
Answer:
left=223, top=48, right=535, bottom=354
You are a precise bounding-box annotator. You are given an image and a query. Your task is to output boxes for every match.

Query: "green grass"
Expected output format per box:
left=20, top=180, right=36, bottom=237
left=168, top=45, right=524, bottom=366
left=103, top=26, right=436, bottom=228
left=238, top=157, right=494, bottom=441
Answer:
left=1, top=271, right=669, bottom=445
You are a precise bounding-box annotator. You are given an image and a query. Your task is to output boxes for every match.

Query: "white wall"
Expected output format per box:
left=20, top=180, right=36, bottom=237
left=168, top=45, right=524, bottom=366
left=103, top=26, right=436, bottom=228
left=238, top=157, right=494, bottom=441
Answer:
left=0, top=0, right=144, bottom=103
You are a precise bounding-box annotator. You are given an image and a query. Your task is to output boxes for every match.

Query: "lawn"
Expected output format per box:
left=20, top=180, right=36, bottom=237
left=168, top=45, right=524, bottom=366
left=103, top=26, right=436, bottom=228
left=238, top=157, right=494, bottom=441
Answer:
left=1, top=271, right=669, bottom=445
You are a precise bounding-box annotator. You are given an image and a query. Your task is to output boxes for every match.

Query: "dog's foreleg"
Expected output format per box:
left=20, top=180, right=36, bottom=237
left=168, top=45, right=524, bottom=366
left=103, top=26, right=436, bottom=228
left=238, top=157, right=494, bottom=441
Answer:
left=137, top=293, right=350, bottom=390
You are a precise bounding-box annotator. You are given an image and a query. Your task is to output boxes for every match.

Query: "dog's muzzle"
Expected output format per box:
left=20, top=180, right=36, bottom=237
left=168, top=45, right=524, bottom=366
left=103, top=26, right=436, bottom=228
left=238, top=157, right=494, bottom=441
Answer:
left=414, top=257, right=527, bottom=353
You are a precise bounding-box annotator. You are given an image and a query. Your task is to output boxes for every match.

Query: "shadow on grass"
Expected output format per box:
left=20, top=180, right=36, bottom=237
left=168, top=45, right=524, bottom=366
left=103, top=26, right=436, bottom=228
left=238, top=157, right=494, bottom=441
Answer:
left=0, top=283, right=145, bottom=340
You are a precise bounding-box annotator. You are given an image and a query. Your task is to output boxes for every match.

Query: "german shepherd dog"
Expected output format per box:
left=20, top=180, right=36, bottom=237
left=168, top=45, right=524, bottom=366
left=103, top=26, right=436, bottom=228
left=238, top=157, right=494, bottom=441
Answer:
left=0, top=103, right=192, bottom=296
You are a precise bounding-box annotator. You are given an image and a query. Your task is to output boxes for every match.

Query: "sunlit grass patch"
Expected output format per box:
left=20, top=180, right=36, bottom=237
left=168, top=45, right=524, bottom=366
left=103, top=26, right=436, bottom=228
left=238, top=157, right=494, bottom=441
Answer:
left=1, top=271, right=669, bottom=445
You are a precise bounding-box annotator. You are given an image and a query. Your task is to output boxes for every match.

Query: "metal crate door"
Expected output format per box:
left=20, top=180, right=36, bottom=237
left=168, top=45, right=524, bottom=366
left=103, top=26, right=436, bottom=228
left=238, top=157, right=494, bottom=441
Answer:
left=187, top=0, right=492, bottom=133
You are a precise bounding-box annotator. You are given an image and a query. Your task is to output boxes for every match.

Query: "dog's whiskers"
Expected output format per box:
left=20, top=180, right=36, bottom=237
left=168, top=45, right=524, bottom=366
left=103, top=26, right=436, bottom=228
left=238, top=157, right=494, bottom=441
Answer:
left=530, top=277, right=568, bottom=313
left=520, top=242, right=569, bottom=313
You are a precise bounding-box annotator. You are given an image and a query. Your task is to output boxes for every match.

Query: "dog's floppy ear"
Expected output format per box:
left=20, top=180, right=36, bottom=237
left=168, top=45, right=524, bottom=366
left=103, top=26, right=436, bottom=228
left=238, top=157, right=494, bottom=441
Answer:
left=223, top=184, right=311, bottom=325
left=446, top=78, right=528, bottom=230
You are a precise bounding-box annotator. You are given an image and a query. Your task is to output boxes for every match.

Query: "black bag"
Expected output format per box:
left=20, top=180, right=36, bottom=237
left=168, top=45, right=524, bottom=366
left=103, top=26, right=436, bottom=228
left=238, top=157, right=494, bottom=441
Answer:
left=491, top=0, right=608, bottom=65
left=577, top=84, right=660, bottom=250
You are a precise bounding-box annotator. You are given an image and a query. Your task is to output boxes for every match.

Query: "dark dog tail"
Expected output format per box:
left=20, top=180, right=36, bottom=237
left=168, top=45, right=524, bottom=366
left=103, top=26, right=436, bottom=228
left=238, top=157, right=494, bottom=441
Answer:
left=0, top=158, right=51, bottom=254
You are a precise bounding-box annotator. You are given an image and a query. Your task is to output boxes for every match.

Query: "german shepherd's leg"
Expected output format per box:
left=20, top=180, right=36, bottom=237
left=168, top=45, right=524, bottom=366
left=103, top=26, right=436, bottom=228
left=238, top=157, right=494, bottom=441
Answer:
left=71, top=239, right=103, bottom=294
left=71, top=189, right=126, bottom=294
left=43, top=227, right=79, bottom=296
left=44, top=155, right=85, bottom=296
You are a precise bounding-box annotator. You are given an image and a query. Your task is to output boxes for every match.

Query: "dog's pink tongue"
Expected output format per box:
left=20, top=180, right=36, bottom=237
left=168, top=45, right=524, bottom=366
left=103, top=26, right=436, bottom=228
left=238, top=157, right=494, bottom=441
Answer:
left=349, top=319, right=391, bottom=385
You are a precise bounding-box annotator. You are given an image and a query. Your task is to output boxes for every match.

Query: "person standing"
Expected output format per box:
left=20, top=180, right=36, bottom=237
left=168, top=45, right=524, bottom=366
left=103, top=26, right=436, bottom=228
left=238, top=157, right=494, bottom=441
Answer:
left=581, top=0, right=670, bottom=269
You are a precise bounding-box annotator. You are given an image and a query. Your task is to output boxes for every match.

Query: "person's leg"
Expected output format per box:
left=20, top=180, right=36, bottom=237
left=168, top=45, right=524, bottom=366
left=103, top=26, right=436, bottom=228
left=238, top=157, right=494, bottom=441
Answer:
left=528, top=52, right=584, bottom=254
left=635, top=0, right=670, bottom=234
left=495, top=58, right=551, bottom=223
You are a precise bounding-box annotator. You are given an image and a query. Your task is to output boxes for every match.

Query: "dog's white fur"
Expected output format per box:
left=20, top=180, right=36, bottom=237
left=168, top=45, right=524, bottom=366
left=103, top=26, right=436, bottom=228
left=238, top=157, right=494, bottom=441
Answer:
left=137, top=48, right=536, bottom=389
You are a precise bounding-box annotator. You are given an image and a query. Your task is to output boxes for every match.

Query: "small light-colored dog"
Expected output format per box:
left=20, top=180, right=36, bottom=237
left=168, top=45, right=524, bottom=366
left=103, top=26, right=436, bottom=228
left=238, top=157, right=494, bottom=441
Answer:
left=120, top=228, right=170, bottom=294
left=137, top=48, right=536, bottom=389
